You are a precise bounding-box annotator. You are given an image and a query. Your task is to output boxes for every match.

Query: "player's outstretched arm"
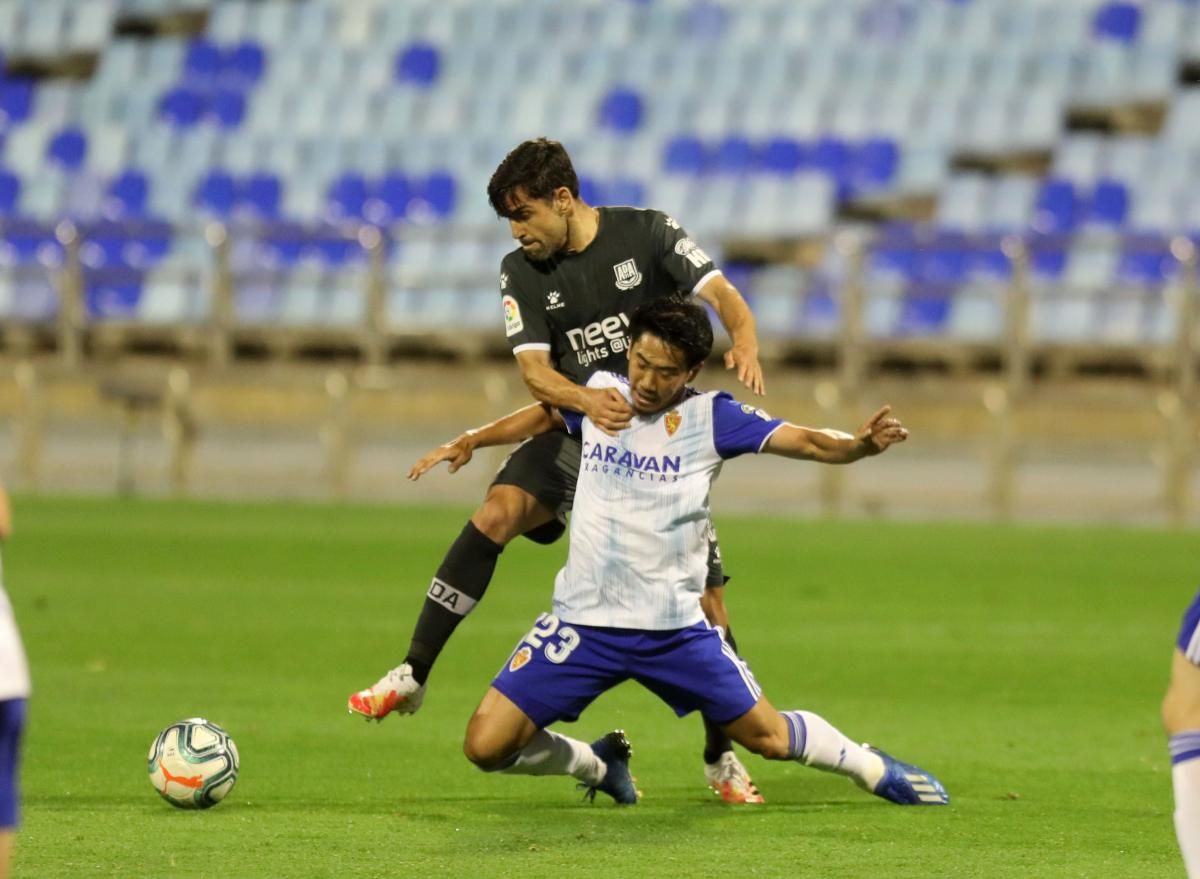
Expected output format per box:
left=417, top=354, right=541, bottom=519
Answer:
left=696, top=275, right=765, bottom=396
left=763, top=405, right=908, bottom=464
left=407, top=403, right=564, bottom=481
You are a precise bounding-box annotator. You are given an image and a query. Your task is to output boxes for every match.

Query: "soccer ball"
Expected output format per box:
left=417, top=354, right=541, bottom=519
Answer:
left=147, top=718, right=240, bottom=809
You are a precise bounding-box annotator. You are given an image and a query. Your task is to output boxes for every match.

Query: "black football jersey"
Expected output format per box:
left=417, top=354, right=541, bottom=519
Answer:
left=500, top=207, right=720, bottom=384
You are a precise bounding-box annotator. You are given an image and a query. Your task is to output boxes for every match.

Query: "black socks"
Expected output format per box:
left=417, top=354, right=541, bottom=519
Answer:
left=403, top=521, right=503, bottom=685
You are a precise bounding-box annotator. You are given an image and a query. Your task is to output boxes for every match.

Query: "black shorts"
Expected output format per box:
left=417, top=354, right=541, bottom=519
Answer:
left=491, top=430, right=729, bottom=587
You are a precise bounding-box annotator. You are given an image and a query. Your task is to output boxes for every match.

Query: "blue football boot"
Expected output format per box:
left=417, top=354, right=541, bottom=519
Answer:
left=862, top=744, right=949, bottom=805
left=580, top=730, right=640, bottom=805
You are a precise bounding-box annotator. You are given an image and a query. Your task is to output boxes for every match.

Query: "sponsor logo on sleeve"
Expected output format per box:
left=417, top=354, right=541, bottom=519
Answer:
left=663, top=215, right=680, bottom=230
left=503, top=294, right=524, bottom=336
left=499, top=271, right=508, bottom=290
left=613, top=258, right=643, bottom=291
left=674, top=238, right=712, bottom=269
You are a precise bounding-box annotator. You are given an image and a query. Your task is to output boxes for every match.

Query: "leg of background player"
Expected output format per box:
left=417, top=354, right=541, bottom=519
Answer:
left=1164, top=649, right=1200, bottom=879
left=347, top=484, right=554, bottom=720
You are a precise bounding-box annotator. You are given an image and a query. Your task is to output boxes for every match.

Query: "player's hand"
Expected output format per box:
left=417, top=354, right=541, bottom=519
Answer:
left=855, top=405, right=908, bottom=455
left=724, top=344, right=765, bottom=396
left=584, top=387, right=633, bottom=436
left=407, top=434, right=478, bottom=481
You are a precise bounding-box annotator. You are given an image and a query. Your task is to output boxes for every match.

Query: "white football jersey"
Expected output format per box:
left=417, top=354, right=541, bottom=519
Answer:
left=0, top=557, right=30, bottom=700
left=553, top=371, right=782, bottom=630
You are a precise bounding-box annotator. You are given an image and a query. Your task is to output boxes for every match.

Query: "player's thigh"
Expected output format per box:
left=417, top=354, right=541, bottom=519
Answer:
left=1164, top=590, right=1200, bottom=733
left=472, top=484, right=556, bottom=545
left=633, top=623, right=761, bottom=727
left=489, top=432, right=583, bottom=544
left=463, top=687, right=540, bottom=768
left=491, top=614, right=625, bottom=731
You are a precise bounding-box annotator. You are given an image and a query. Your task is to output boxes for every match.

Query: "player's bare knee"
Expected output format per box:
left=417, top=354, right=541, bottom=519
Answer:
left=1162, top=683, right=1200, bottom=735
left=462, top=724, right=513, bottom=770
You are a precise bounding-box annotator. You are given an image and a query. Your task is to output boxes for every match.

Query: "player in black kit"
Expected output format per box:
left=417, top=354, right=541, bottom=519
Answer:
left=350, top=139, right=768, bottom=804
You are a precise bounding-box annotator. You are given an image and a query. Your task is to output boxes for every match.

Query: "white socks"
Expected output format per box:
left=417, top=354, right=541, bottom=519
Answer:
left=1170, top=732, right=1200, bottom=878
left=502, top=729, right=605, bottom=786
left=782, top=710, right=885, bottom=791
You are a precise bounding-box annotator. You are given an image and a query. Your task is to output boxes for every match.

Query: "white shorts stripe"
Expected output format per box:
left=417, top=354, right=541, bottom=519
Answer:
left=719, top=639, right=762, bottom=701
left=1187, top=622, right=1200, bottom=663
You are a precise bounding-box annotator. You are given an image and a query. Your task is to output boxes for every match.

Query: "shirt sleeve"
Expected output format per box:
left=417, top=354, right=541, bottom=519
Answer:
left=559, top=372, right=620, bottom=435
left=711, top=392, right=784, bottom=459
left=500, top=256, right=551, bottom=355
left=648, top=210, right=722, bottom=296
left=559, top=409, right=584, bottom=435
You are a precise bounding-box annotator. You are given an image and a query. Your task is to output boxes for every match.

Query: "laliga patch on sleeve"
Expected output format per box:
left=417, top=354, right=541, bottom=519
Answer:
left=740, top=403, right=772, bottom=421
left=502, top=294, right=524, bottom=336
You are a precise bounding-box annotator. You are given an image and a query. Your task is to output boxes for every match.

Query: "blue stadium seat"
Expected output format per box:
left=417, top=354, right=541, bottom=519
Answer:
left=852, top=138, right=900, bottom=190
left=225, top=41, right=267, bottom=86
left=0, top=171, right=20, bottom=217
left=1085, top=179, right=1129, bottom=228
left=45, top=127, right=88, bottom=171
left=1029, top=245, right=1068, bottom=281
left=327, top=173, right=369, bottom=222
left=1117, top=241, right=1176, bottom=286
left=758, top=137, right=806, bottom=175
left=598, top=86, right=644, bottom=134
left=363, top=172, right=412, bottom=225
left=0, top=81, right=35, bottom=125
left=895, top=287, right=952, bottom=336
left=663, top=135, right=708, bottom=174
left=1093, top=2, right=1140, bottom=43
left=410, top=171, right=457, bottom=220
left=194, top=169, right=237, bottom=217
left=183, top=38, right=223, bottom=83
left=85, top=268, right=145, bottom=319
left=158, top=86, right=205, bottom=127
left=395, top=42, right=441, bottom=87
left=209, top=89, right=246, bottom=129
left=240, top=172, right=281, bottom=219
left=1032, top=179, right=1078, bottom=234
left=711, top=135, right=755, bottom=175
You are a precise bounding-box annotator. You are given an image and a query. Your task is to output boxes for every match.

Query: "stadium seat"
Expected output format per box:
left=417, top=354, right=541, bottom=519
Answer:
left=158, top=86, right=205, bottom=127
left=395, top=42, right=441, bottom=87
left=225, top=41, right=267, bottom=86
left=663, top=135, right=708, bottom=174
left=712, top=135, right=755, bottom=176
left=0, top=171, right=20, bottom=217
left=1032, top=179, right=1079, bottom=234
left=758, top=137, right=806, bottom=175
left=597, top=86, right=644, bottom=134
left=1085, top=179, right=1129, bottom=229
left=208, top=89, right=247, bottom=129
left=194, top=169, right=237, bottom=217
left=1093, top=2, right=1141, bottom=43
left=240, top=172, right=282, bottom=220
left=184, top=38, right=223, bottom=83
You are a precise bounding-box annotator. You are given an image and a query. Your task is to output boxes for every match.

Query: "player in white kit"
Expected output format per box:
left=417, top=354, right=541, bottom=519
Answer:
left=0, top=482, right=29, bottom=877
left=411, top=298, right=949, bottom=806
left=1165, top=591, right=1200, bottom=877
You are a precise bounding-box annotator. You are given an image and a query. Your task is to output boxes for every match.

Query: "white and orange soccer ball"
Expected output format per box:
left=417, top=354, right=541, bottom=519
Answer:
left=147, top=718, right=240, bottom=809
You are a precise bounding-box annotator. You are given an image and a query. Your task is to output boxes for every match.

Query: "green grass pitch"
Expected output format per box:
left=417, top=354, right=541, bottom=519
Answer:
left=7, top=496, right=1193, bottom=878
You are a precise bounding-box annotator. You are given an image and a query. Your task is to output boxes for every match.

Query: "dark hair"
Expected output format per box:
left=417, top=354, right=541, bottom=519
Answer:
left=488, top=138, right=580, bottom=218
left=627, top=297, right=714, bottom=369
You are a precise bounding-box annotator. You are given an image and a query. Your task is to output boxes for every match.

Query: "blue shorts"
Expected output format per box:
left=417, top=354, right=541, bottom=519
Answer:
left=1177, top=590, right=1200, bottom=666
left=0, top=699, right=25, bottom=828
left=491, top=613, right=762, bottom=729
